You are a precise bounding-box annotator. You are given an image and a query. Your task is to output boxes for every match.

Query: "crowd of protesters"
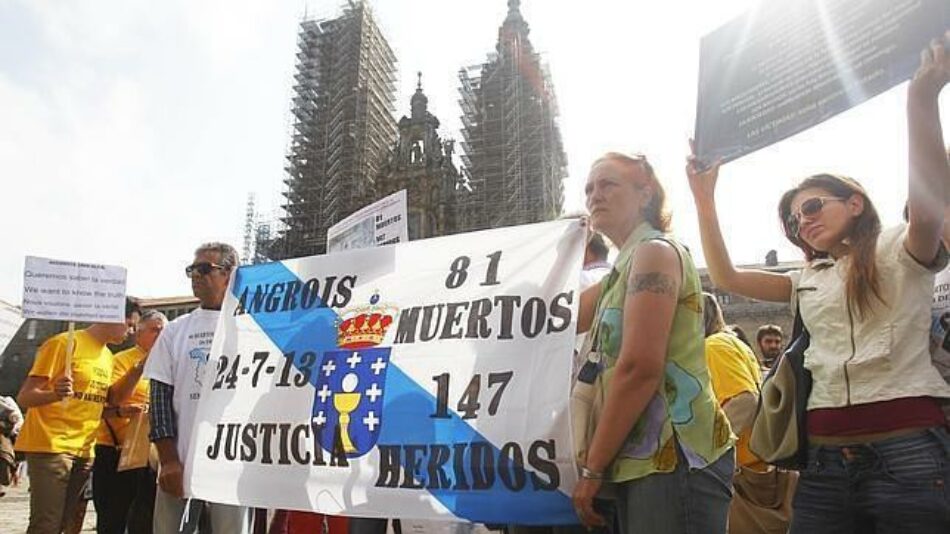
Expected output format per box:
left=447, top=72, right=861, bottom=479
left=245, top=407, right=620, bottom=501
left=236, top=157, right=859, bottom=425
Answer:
left=1, top=34, right=948, bottom=534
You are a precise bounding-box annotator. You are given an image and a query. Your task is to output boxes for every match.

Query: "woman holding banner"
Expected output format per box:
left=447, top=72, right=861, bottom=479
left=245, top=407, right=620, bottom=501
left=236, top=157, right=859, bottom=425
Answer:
left=686, top=35, right=950, bottom=532
left=572, top=152, right=736, bottom=532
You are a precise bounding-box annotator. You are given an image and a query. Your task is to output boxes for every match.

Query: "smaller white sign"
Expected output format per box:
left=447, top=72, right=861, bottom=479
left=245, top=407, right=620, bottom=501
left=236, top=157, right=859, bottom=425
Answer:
left=327, top=190, right=408, bottom=253
left=22, top=256, right=128, bottom=323
left=0, top=300, right=24, bottom=355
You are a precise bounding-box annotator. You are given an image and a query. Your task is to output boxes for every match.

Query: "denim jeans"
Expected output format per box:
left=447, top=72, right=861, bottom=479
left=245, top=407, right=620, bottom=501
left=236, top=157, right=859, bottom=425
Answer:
left=615, top=446, right=734, bottom=534
left=789, top=428, right=950, bottom=533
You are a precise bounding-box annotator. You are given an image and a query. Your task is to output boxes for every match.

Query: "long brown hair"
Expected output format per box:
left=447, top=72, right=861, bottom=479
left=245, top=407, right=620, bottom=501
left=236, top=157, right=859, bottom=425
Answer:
left=592, top=152, right=672, bottom=232
left=778, top=174, right=884, bottom=318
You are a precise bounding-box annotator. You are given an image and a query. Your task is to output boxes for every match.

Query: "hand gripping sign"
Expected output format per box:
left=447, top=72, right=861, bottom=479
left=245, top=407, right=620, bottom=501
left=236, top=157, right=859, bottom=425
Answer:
left=186, top=220, right=585, bottom=524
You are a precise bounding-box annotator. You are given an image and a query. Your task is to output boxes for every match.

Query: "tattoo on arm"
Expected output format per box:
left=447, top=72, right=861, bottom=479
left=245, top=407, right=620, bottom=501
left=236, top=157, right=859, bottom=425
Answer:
left=627, top=272, right=677, bottom=297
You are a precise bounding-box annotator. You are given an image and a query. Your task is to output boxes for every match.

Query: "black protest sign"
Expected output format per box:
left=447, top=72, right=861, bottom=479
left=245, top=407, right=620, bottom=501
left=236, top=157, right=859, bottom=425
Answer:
left=694, top=0, right=949, bottom=165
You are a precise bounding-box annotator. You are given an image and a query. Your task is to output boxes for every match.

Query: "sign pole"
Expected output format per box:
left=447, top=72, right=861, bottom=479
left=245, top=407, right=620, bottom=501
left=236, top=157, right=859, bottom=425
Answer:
left=64, top=321, right=75, bottom=380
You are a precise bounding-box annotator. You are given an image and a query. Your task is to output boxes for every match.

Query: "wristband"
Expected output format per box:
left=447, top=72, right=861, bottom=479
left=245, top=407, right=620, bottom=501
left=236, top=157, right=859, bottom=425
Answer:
left=579, top=466, right=605, bottom=480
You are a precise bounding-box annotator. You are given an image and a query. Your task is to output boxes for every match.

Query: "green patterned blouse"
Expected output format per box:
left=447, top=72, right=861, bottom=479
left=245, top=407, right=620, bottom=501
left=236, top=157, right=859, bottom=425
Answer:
left=593, top=222, right=734, bottom=483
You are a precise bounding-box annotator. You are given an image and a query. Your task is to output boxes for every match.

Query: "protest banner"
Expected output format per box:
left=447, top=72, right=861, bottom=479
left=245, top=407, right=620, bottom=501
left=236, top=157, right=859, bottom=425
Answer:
left=694, top=0, right=950, bottom=164
left=186, top=220, right=584, bottom=524
left=327, top=190, right=408, bottom=253
left=22, top=256, right=128, bottom=375
left=21, top=256, right=128, bottom=324
left=0, top=300, right=24, bottom=356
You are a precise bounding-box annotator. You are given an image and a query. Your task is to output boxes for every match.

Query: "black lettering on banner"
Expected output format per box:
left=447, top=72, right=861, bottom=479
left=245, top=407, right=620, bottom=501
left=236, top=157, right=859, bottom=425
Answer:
left=547, top=291, right=574, bottom=333
left=317, top=276, right=335, bottom=306
left=493, top=296, right=521, bottom=339
left=452, top=443, right=470, bottom=490
left=470, top=442, right=495, bottom=490
left=431, top=373, right=451, bottom=419
left=311, top=423, right=327, bottom=466
left=481, top=251, right=502, bottom=286
left=420, top=305, right=444, bottom=342
left=265, top=283, right=284, bottom=312
left=466, top=298, right=493, bottom=339
left=395, top=307, right=421, bottom=344
left=207, top=424, right=224, bottom=459
left=487, top=371, right=513, bottom=416
left=281, top=280, right=302, bottom=311
left=528, top=439, right=560, bottom=490
left=223, top=424, right=239, bottom=460
left=333, top=275, right=356, bottom=308
left=401, top=445, right=427, bottom=489
left=499, top=442, right=527, bottom=491
left=212, top=356, right=228, bottom=390
left=276, top=424, right=293, bottom=465
left=392, top=293, right=573, bottom=344
left=224, top=355, right=241, bottom=390
left=439, top=302, right=468, bottom=340
left=457, top=375, right=481, bottom=420
left=302, top=278, right=321, bottom=308
left=294, top=352, right=317, bottom=387
left=446, top=256, right=471, bottom=289
left=521, top=297, right=546, bottom=338
left=251, top=351, right=269, bottom=387
left=259, top=424, right=278, bottom=464
left=376, top=445, right=401, bottom=487
left=290, top=424, right=311, bottom=464
left=276, top=351, right=295, bottom=388
left=426, top=445, right=452, bottom=490
left=241, top=424, right=258, bottom=462
left=432, top=371, right=514, bottom=420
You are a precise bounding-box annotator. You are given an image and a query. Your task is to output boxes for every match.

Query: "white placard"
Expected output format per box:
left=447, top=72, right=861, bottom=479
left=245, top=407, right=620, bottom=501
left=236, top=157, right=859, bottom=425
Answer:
left=327, top=190, right=408, bottom=253
left=22, top=256, right=128, bottom=323
left=0, top=300, right=24, bottom=355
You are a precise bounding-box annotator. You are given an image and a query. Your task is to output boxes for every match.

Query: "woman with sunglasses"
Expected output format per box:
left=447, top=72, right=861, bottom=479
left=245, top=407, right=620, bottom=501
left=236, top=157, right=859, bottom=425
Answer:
left=572, top=152, right=734, bottom=533
left=686, top=36, right=950, bottom=532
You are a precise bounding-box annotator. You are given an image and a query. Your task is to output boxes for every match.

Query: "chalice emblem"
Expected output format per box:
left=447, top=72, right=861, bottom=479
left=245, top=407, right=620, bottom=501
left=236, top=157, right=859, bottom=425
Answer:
left=333, top=372, right=362, bottom=453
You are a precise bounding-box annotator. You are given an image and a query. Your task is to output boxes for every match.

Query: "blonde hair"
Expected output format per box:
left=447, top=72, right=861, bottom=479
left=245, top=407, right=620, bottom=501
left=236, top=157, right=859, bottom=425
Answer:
left=592, top=152, right=672, bottom=232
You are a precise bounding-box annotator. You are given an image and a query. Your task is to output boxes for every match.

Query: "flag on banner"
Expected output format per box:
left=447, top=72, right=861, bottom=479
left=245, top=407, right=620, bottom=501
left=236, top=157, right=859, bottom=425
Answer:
left=185, top=219, right=585, bottom=524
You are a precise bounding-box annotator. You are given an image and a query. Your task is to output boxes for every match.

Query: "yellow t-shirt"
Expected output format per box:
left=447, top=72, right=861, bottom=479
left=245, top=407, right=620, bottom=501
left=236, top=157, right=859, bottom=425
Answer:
left=704, top=331, right=764, bottom=470
left=97, top=346, right=150, bottom=447
left=15, top=330, right=113, bottom=458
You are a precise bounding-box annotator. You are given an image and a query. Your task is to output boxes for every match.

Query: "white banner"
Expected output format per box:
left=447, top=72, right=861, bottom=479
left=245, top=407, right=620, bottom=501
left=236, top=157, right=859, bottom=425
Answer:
left=21, top=256, right=127, bottom=323
left=0, top=299, right=24, bottom=356
left=327, top=190, right=408, bottom=253
left=186, top=220, right=584, bottom=524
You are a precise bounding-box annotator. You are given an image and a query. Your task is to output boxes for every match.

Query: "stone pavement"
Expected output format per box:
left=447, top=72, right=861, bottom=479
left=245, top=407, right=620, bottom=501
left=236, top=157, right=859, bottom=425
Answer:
left=0, top=474, right=97, bottom=533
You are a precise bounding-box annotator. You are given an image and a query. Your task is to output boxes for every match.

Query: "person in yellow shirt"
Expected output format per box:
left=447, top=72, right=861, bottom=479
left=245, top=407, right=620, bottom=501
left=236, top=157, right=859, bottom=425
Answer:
left=93, top=310, right=167, bottom=534
left=703, top=293, right=794, bottom=533
left=16, top=298, right=138, bottom=534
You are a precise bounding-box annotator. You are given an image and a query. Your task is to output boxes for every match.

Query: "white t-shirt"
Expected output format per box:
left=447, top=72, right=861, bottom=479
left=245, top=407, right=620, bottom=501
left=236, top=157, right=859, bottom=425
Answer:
left=143, top=308, right=219, bottom=465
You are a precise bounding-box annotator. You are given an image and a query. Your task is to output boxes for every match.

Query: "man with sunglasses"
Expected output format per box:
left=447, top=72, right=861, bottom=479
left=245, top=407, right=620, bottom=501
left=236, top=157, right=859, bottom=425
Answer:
left=143, top=242, right=251, bottom=533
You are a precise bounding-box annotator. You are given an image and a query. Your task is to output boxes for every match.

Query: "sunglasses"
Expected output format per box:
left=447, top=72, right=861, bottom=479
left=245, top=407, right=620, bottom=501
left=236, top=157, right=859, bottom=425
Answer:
left=185, top=262, right=227, bottom=277
left=785, top=196, right=843, bottom=236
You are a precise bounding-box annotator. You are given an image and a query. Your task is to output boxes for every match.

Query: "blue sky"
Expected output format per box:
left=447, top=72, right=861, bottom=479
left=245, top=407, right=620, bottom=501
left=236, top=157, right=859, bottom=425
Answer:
left=1, top=0, right=947, bottom=303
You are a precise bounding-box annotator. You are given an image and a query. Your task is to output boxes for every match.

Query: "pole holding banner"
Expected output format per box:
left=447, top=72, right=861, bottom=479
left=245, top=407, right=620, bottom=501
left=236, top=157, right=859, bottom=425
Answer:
left=63, top=321, right=75, bottom=381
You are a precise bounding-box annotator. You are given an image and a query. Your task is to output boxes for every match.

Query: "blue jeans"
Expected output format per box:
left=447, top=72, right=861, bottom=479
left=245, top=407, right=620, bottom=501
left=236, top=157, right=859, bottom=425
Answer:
left=615, top=446, right=734, bottom=534
left=789, top=428, right=950, bottom=533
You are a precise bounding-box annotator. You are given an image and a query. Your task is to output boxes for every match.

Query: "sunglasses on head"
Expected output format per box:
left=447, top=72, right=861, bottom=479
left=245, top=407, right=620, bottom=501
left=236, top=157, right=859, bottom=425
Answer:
left=785, top=196, right=843, bottom=236
left=185, top=262, right=227, bottom=277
